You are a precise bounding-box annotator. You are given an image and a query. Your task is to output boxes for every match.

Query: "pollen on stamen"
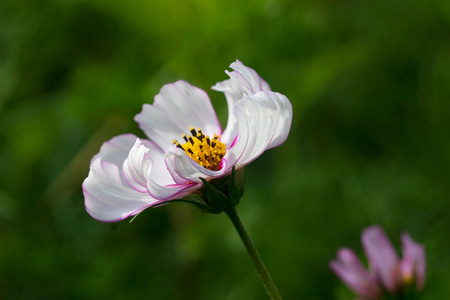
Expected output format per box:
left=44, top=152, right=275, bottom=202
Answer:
left=173, top=128, right=227, bottom=171
left=197, top=128, right=205, bottom=140
left=173, top=140, right=184, bottom=150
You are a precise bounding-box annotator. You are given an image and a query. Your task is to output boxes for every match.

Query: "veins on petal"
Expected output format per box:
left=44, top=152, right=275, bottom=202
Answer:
left=122, top=139, right=153, bottom=193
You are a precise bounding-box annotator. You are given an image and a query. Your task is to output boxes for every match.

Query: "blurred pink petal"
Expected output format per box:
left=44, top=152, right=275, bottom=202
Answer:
left=401, top=233, right=426, bottom=289
left=330, top=248, right=380, bottom=298
left=362, top=226, right=402, bottom=292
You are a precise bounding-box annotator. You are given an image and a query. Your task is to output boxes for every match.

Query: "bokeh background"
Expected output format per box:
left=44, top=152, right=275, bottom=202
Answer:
left=1, top=0, right=449, bottom=299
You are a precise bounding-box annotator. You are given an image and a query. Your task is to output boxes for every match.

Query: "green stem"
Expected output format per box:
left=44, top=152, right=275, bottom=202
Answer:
left=225, top=207, right=283, bottom=300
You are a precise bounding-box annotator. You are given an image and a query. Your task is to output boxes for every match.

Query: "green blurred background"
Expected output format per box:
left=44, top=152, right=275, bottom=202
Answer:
left=1, top=0, right=449, bottom=299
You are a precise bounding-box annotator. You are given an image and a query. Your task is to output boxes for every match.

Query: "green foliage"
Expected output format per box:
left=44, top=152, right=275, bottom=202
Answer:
left=1, top=0, right=450, bottom=298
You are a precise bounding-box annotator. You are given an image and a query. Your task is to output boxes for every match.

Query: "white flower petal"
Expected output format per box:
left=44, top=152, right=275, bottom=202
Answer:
left=83, top=135, right=161, bottom=221
left=213, top=60, right=271, bottom=144
left=119, top=139, right=191, bottom=201
left=226, top=91, right=293, bottom=167
left=122, top=139, right=153, bottom=193
left=144, top=142, right=174, bottom=186
left=83, top=158, right=158, bottom=222
left=147, top=143, right=234, bottom=200
left=92, top=134, right=139, bottom=166
left=135, top=80, right=222, bottom=151
left=212, top=59, right=271, bottom=103
left=147, top=177, right=200, bottom=201
left=264, top=92, right=293, bottom=150
left=165, top=145, right=229, bottom=183
left=149, top=150, right=229, bottom=200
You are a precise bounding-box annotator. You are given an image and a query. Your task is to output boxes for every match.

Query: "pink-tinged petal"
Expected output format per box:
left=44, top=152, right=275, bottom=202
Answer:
left=220, top=114, right=239, bottom=150
left=213, top=60, right=271, bottom=144
left=83, top=135, right=161, bottom=221
left=92, top=134, right=139, bottom=166
left=122, top=139, right=153, bottom=193
left=150, top=144, right=233, bottom=200
left=83, top=158, right=158, bottom=222
left=144, top=145, right=196, bottom=200
left=330, top=248, right=380, bottom=298
left=265, top=93, right=294, bottom=150
left=117, top=141, right=200, bottom=201
left=147, top=178, right=200, bottom=201
left=362, top=226, right=401, bottom=292
left=121, top=140, right=198, bottom=201
left=135, top=80, right=222, bottom=151
left=401, top=233, right=426, bottom=290
left=228, top=60, right=271, bottom=92
left=165, top=144, right=230, bottom=183
left=226, top=91, right=292, bottom=167
left=212, top=60, right=271, bottom=102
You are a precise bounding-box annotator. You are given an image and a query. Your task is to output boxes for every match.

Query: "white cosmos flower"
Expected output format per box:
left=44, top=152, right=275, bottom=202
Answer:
left=83, top=60, right=293, bottom=222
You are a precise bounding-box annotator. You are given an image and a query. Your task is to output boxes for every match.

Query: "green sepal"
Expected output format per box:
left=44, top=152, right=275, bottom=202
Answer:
left=200, top=177, right=234, bottom=211
left=229, top=166, right=244, bottom=206
left=149, top=193, right=222, bottom=215
left=180, top=192, right=222, bottom=214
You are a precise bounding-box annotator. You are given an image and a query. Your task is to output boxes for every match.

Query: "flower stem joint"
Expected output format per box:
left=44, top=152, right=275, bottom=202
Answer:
left=196, top=166, right=245, bottom=213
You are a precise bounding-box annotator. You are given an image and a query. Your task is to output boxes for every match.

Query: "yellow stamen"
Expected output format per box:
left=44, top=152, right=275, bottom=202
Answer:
left=173, top=127, right=226, bottom=171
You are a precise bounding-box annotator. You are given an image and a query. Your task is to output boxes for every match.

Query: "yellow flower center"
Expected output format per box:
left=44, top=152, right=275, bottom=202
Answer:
left=402, top=272, right=413, bottom=285
left=173, top=127, right=226, bottom=171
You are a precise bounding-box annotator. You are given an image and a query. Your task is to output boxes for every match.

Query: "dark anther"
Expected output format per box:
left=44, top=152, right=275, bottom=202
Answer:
left=174, top=141, right=184, bottom=150
left=187, top=148, right=194, bottom=155
left=182, top=134, right=188, bottom=142
left=190, top=128, right=197, bottom=136
left=197, top=129, right=205, bottom=140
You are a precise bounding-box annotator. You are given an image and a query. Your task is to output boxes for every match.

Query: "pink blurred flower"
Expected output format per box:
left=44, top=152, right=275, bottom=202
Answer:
left=330, top=226, right=426, bottom=299
left=82, top=60, right=292, bottom=222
